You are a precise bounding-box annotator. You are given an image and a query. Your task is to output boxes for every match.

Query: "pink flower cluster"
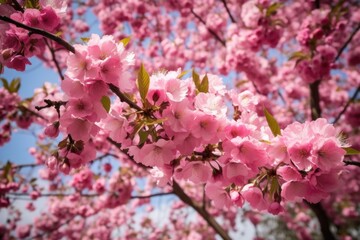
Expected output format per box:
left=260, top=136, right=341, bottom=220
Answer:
left=0, top=5, right=60, bottom=71
left=49, top=34, right=348, bottom=215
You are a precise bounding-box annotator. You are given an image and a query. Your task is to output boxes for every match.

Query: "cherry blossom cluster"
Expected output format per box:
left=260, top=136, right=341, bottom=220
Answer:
left=46, top=34, right=348, bottom=215
left=0, top=4, right=61, bottom=72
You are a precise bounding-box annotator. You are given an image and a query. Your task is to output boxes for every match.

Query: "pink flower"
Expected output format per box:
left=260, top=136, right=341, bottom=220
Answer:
left=133, top=139, right=176, bottom=167
left=44, top=121, right=60, bottom=138
left=313, top=139, right=345, bottom=170
left=5, top=55, right=31, bottom=71
left=180, top=161, right=212, bottom=184
left=195, top=92, right=227, bottom=117
left=288, top=142, right=313, bottom=171
left=205, top=183, right=232, bottom=209
left=190, top=113, right=219, bottom=143
left=241, top=184, right=267, bottom=211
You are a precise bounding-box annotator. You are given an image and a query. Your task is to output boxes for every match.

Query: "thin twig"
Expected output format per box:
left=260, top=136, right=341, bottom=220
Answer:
left=0, top=15, right=75, bottom=53
left=0, top=163, right=40, bottom=171
left=131, top=192, right=174, bottom=199
left=344, top=160, right=360, bottom=167
left=220, top=0, right=236, bottom=23
left=44, top=39, right=65, bottom=80
left=17, top=105, right=48, bottom=121
left=335, top=24, right=360, bottom=62
left=190, top=9, right=226, bottom=47
left=10, top=0, right=24, bottom=12
left=333, top=85, right=360, bottom=124
left=172, top=181, right=232, bottom=240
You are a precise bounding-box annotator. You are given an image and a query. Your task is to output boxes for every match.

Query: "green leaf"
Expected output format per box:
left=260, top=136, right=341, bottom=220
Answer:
left=24, top=0, right=40, bottom=8
left=264, top=108, right=281, bottom=137
left=192, top=69, right=200, bottom=89
left=177, top=70, right=189, bottom=79
left=120, top=37, right=131, bottom=47
left=130, top=121, right=145, bottom=139
left=101, top=96, right=111, bottom=113
left=137, top=63, right=150, bottom=102
left=288, top=51, right=310, bottom=61
left=81, top=37, right=90, bottom=43
left=266, top=3, right=282, bottom=17
left=9, top=78, right=21, bottom=93
left=144, top=118, right=166, bottom=126
left=138, top=130, right=150, bottom=145
left=198, top=74, right=209, bottom=93
left=2, top=162, right=13, bottom=182
left=1, top=78, right=9, bottom=91
left=343, top=147, right=360, bottom=155
left=58, top=138, right=68, bottom=149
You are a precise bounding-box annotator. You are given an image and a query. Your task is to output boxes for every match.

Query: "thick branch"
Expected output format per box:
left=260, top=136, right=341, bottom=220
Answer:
left=333, top=85, right=360, bottom=124
left=108, top=84, right=143, bottom=111
left=309, top=80, right=322, bottom=120
left=220, top=0, right=236, bottom=23
left=0, top=15, right=75, bottom=53
left=190, top=9, right=226, bottom=47
left=172, top=181, right=232, bottom=240
left=305, top=201, right=336, bottom=240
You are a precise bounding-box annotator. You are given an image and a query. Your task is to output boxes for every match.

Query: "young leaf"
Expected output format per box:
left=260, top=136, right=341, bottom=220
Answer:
left=9, top=78, right=21, bottom=93
left=101, top=96, right=111, bottom=113
left=120, top=37, right=131, bottom=47
left=137, top=63, right=150, bottom=102
left=1, top=78, right=9, bottom=91
left=343, top=147, right=360, bottom=155
left=81, top=37, right=90, bottom=43
left=198, top=74, right=209, bottom=93
left=25, top=0, right=40, bottom=8
left=266, top=3, right=282, bottom=17
left=192, top=69, right=200, bottom=89
left=264, top=108, right=281, bottom=136
left=177, top=70, right=189, bottom=79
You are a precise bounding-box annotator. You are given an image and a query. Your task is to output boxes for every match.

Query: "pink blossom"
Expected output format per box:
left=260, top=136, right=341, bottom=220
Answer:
left=5, top=55, right=31, bottom=71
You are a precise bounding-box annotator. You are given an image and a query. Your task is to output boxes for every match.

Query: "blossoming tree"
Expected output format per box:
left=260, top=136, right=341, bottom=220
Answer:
left=1, top=0, right=360, bottom=239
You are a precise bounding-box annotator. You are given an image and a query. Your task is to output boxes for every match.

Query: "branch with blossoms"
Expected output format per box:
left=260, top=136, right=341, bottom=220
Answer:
left=1, top=1, right=360, bottom=240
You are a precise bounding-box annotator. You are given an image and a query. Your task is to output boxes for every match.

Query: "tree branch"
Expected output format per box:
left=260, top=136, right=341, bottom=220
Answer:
left=44, top=39, right=65, bottom=80
left=172, top=181, right=232, bottom=240
left=344, top=160, right=360, bottom=167
left=309, top=80, right=322, bottom=120
left=305, top=201, right=336, bottom=240
left=220, top=0, right=236, bottom=23
left=190, top=9, right=226, bottom=47
left=333, top=85, right=360, bottom=124
left=335, top=24, right=360, bottom=62
left=108, top=84, right=143, bottom=111
left=0, top=15, right=75, bottom=53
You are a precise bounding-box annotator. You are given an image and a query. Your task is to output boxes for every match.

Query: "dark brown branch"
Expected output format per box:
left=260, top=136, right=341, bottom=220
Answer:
left=108, top=84, right=143, bottom=111
left=8, top=191, right=173, bottom=199
left=335, top=24, right=360, bottom=62
left=190, top=9, right=226, bottom=47
left=305, top=201, right=336, bottom=240
left=17, top=105, right=47, bottom=121
left=333, top=85, right=360, bottom=124
left=0, top=163, right=40, bottom=171
left=44, top=39, right=64, bottom=80
left=344, top=160, right=360, bottom=167
left=172, top=181, right=232, bottom=240
left=131, top=192, right=174, bottom=199
left=0, top=15, right=75, bottom=53
left=220, top=0, right=236, bottom=23
left=310, top=80, right=322, bottom=120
